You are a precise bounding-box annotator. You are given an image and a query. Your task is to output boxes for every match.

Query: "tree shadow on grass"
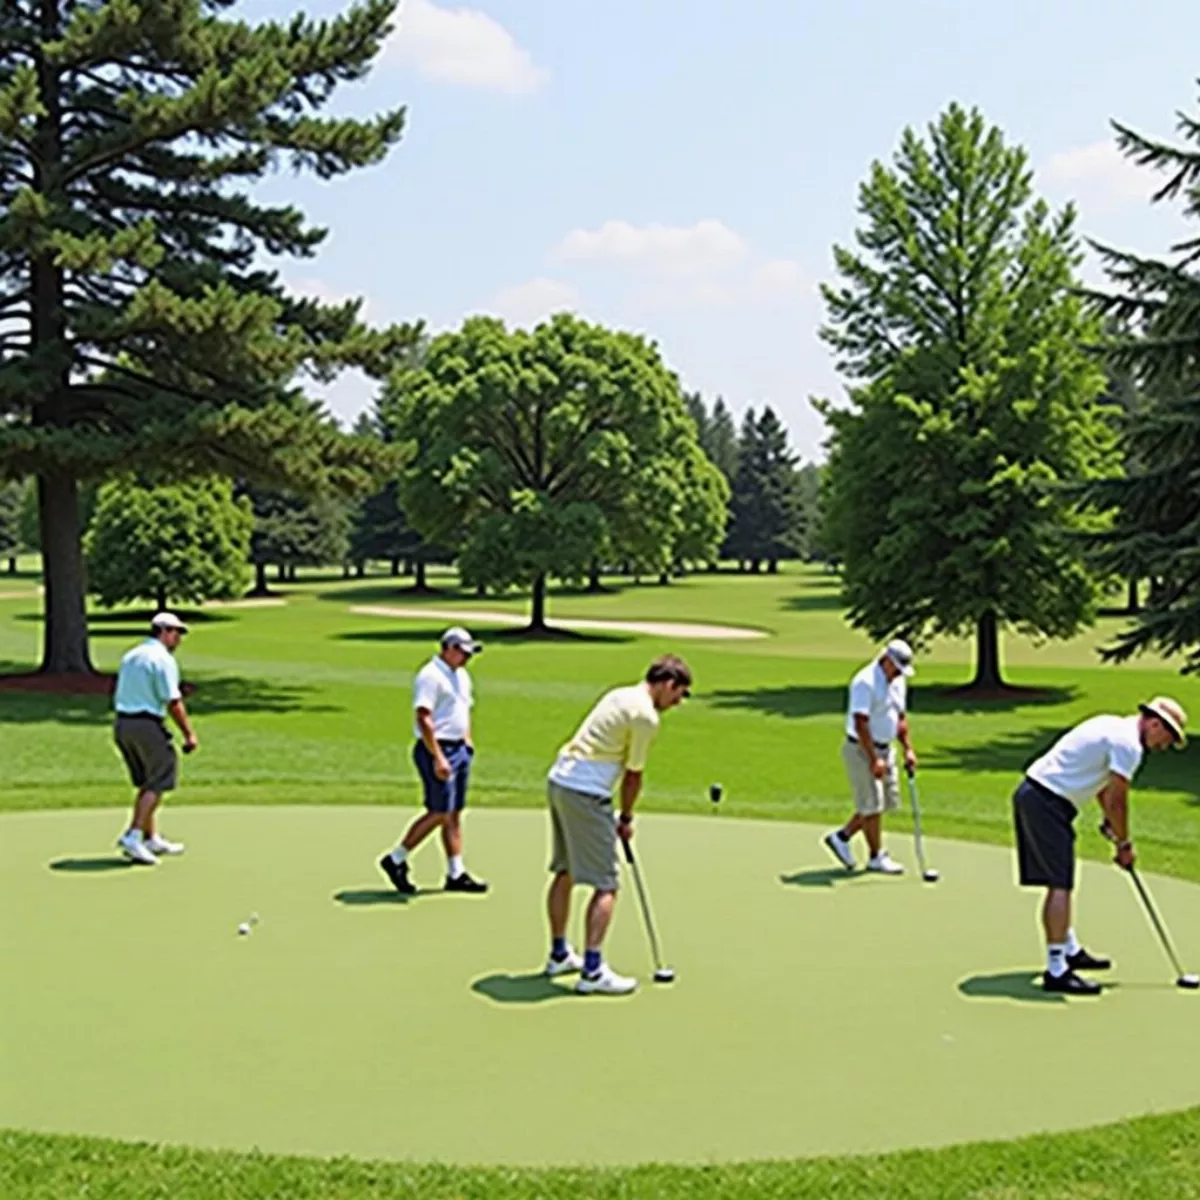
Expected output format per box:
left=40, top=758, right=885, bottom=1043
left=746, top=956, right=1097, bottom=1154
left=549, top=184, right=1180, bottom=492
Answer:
left=316, top=584, right=459, bottom=606
left=50, top=857, right=132, bottom=873
left=0, top=673, right=339, bottom=725
left=709, top=684, right=1080, bottom=721
left=780, top=592, right=847, bottom=613
left=471, top=972, right=573, bottom=1004
left=933, top=726, right=1199, bottom=796
left=14, top=609, right=234, bottom=630
left=337, top=626, right=633, bottom=647
left=958, top=971, right=1071, bottom=1004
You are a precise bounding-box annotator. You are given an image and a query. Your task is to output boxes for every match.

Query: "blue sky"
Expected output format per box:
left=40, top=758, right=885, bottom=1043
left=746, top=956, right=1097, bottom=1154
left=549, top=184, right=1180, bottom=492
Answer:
left=245, top=0, right=1200, bottom=460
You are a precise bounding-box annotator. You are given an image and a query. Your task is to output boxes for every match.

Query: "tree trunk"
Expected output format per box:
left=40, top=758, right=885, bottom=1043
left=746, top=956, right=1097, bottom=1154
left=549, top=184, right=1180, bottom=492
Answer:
left=414, top=559, right=428, bottom=591
left=7, top=557, right=15, bottom=575
left=657, top=570, right=670, bottom=586
left=475, top=582, right=486, bottom=597
left=341, top=562, right=350, bottom=579
left=707, top=561, right=718, bottom=574
left=404, top=559, right=414, bottom=577
left=1127, top=576, right=1140, bottom=614
left=252, top=560, right=269, bottom=595
left=286, top=563, right=297, bottom=582
left=588, top=560, right=602, bottom=592
left=390, top=557, right=400, bottom=577
left=155, top=584, right=167, bottom=612
left=355, top=561, right=365, bottom=578
left=276, top=563, right=285, bottom=583
left=749, top=559, right=761, bottom=574
left=529, top=572, right=547, bottom=631
left=767, top=558, right=779, bottom=574
left=971, top=610, right=1004, bottom=689
left=37, top=472, right=94, bottom=674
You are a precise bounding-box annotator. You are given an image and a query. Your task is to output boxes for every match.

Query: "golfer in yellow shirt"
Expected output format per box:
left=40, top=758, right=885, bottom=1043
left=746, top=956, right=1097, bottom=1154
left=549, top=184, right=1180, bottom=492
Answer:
left=543, top=655, right=692, bottom=994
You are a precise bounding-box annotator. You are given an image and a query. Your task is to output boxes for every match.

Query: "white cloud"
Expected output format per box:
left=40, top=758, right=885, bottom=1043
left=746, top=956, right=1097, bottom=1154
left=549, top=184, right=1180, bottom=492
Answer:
left=749, top=257, right=808, bottom=294
left=1042, top=141, right=1148, bottom=205
left=483, top=276, right=579, bottom=326
left=558, top=219, right=749, bottom=274
left=385, top=0, right=548, bottom=94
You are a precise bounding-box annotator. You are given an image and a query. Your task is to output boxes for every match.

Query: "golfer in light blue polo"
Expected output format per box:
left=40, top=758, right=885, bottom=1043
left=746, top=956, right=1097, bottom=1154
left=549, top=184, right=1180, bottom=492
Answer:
left=112, top=612, right=198, bottom=865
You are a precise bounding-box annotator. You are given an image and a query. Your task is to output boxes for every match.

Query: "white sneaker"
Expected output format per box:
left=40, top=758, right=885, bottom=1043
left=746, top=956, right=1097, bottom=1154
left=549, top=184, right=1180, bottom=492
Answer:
left=545, top=947, right=584, bottom=977
left=117, top=832, right=158, bottom=866
left=144, top=834, right=184, bottom=856
left=867, top=850, right=904, bottom=875
left=823, top=830, right=857, bottom=871
left=576, top=964, right=638, bottom=996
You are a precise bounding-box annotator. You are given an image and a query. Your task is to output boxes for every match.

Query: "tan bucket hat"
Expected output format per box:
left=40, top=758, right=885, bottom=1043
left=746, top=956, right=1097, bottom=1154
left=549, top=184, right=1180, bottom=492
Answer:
left=1139, top=696, right=1188, bottom=748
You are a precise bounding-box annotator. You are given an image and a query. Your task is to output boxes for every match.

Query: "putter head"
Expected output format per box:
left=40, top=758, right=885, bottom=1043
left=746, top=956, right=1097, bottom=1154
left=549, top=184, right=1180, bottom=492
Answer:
left=653, top=967, right=676, bottom=984
left=922, top=869, right=940, bottom=883
left=1178, top=973, right=1200, bottom=990
left=709, top=783, right=722, bottom=803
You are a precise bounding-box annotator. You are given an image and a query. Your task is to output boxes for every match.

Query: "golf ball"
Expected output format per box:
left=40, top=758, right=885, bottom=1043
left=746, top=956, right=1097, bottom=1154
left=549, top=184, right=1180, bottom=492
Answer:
left=237, top=922, right=251, bottom=936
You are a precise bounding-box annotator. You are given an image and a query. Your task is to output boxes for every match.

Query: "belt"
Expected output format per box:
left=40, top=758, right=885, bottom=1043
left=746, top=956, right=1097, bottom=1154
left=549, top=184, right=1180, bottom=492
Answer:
left=847, top=735, right=890, bottom=751
left=436, top=738, right=466, bottom=749
left=116, top=711, right=165, bottom=722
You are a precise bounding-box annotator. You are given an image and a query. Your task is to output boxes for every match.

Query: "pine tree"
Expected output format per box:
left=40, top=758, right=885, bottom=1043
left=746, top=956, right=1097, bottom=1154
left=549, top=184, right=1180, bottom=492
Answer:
left=0, top=0, right=417, bottom=673
left=1086, top=86, right=1200, bottom=669
left=247, top=488, right=351, bottom=592
left=728, top=406, right=803, bottom=571
left=708, top=396, right=740, bottom=481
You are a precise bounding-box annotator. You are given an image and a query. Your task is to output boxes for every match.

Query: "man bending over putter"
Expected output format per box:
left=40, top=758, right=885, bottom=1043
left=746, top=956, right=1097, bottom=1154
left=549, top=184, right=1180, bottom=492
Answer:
left=543, top=655, right=692, bottom=995
left=113, top=612, right=197, bottom=865
left=824, top=639, right=917, bottom=875
left=1012, top=696, right=1187, bottom=995
left=379, top=628, right=488, bottom=895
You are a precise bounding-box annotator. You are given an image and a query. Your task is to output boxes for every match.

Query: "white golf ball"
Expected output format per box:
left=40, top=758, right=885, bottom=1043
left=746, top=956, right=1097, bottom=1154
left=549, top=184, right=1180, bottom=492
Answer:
left=237, top=922, right=251, bottom=936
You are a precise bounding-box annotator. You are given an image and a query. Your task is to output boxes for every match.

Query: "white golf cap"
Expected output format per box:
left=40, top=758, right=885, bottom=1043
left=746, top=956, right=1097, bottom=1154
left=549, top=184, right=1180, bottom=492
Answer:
left=884, top=638, right=915, bottom=676
left=441, top=626, right=482, bottom=655
left=150, top=611, right=189, bottom=633
left=1139, top=696, right=1188, bottom=748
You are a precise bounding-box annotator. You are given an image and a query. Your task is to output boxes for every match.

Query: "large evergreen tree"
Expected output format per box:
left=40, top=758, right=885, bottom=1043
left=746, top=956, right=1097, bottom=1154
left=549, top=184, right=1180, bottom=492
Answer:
left=1085, top=84, right=1200, bottom=670
left=728, top=406, right=804, bottom=572
left=0, top=0, right=417, bottom=673
left=0, top=480, right=21, bottom=572
left=816, top=104, right=1118, bottom=689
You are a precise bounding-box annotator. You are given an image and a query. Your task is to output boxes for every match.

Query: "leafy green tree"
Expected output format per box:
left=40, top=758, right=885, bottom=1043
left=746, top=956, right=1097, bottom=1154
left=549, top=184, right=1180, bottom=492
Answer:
left=0, top=0, right=417, bottom=674
left=0, top=482, right=21, bottom=573
left=816, top=103, right=1118, bottom=689
left=1084, top=87, right=1200, bottom=670
left=728, top=406, right=804, bottom=572
left=85, top=477, right=252, bottom=610
left=794, top=462, right=825, bottom=561
left=383, top=314, right=712, bottom=630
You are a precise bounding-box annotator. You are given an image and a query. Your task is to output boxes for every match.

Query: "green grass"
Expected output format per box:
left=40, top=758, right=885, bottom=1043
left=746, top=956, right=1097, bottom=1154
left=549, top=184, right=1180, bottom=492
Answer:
left=3, top=563, right=1199, bottom=1197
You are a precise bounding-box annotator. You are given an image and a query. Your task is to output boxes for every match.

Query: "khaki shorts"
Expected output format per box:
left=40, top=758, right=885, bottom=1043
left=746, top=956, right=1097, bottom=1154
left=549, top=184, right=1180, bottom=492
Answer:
left=842, top=738, right=900, bottom=816
left=547, top=780, right=620, bottom=891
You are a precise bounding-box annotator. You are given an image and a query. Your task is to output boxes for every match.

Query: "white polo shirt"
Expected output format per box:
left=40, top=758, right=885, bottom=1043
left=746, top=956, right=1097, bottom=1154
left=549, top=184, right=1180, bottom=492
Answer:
left=412, top=656, right=473, bottom=741
left=113, top=638, right=181, bottom=718
left=845, top=660, right=906, bottom=745
left=1026, top=715, right=1144, bottom=809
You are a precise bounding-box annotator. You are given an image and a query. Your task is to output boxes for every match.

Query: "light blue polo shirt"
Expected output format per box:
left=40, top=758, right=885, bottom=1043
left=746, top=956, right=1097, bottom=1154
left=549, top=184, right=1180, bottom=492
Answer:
left=114, top=638, right=182, bottom=717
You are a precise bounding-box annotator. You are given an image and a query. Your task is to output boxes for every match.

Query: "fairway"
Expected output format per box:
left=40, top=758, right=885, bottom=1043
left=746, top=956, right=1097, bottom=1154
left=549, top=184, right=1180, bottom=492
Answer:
left=4, top=805, right=1199, bottom=1166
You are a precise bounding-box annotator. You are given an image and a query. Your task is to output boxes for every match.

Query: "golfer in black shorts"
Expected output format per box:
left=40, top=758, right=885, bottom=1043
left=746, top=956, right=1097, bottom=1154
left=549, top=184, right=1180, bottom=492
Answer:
left=1013, top=697, right=1186, bottom=994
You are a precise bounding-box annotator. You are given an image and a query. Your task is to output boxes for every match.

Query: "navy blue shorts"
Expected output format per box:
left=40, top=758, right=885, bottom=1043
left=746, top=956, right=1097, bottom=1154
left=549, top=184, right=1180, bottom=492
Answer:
left=413, top=740, right=473, bottom=813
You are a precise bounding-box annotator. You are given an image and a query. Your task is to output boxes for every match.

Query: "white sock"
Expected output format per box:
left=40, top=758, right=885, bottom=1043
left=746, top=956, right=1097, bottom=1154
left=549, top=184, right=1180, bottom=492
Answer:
left=447, top=854, right=464, bottom=879
left=390, top=847, right=407, bottom=866
left=1065, top=928, right=1081, bottom=957
left=1047, top=943, right=1068, bottom=977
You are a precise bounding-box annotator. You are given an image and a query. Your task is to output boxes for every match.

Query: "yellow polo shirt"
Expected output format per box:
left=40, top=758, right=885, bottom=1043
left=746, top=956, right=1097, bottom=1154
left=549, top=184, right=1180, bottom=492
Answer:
left=547, top=684, right=660, bottom=799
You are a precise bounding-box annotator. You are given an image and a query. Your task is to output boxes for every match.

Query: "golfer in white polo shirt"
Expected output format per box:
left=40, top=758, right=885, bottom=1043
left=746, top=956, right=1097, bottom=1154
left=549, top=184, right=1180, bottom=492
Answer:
left=379, top=627, right=488, bottom=895
left=824, top=639, right=918, bottom=875
left=1012, top=697, right=1187, bottom=995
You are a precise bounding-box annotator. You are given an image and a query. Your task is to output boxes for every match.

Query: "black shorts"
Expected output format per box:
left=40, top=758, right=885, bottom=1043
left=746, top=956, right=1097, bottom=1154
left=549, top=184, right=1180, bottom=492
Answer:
left=1012, top=777, right=1076, bottom=890
left=114, top=715, right=178, bottom=794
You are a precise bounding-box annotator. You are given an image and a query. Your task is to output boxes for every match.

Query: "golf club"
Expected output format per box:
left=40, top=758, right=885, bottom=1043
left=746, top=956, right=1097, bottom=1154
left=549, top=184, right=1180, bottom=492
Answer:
left=620, top=837, right=675, bottom=984
left=1100, top=822, right=1198, bottom=990
left=904, top=766, right=939, bottom=883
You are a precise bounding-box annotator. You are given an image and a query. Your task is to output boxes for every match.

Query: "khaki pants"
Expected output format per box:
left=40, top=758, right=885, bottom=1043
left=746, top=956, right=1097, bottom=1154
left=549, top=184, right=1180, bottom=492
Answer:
left=841, top=739, right=899, bottom=816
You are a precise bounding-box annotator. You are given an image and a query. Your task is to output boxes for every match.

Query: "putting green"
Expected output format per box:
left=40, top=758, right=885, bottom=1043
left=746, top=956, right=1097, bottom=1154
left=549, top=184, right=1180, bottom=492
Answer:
left=3, top=807, right=1199, bottom=1167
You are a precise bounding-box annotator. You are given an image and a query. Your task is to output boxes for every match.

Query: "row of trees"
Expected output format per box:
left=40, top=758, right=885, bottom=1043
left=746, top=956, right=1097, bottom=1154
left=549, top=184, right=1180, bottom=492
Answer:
left=815, top=93, right=1200, bottom=687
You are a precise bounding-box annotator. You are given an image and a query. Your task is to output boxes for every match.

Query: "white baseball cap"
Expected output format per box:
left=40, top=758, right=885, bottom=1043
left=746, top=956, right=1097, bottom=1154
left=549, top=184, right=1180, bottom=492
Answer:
left=150, top=611, right=189, bottom=634
left=884, top=638, right=915, bottom=676
left=441, top=626, right=482, bottom=655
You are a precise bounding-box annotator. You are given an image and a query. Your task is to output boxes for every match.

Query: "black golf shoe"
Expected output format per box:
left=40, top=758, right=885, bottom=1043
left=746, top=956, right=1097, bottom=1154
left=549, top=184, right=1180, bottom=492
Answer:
left=379, top=854, right=417, bottom=895
left=1043, top=969, right=1102, bottom=996
left=1067, top=947, right=1112, bottom=971
left=444, top=871, right=489, bottom=894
